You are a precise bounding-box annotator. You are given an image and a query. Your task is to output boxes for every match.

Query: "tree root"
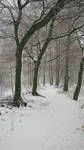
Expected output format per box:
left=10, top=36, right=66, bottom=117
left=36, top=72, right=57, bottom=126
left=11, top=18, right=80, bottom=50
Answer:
left=13, top=100, right=27, bottom=107
left=32, top=92, right=45, bottom=98
left=0, top=98, right=27, bottom=108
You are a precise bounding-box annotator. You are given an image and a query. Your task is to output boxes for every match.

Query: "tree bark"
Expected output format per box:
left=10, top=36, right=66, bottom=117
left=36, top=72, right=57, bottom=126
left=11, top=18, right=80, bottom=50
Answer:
left=10, top=63, right=14, bottom=97
left=50, top=48, right=53, bottom=85
left=43, top=69, right=45, bottom=86
left=32, top=61, right=40, bottom=95
left=55, top=39, right=60, bottom=87
left=63, top=35, right=70, bottom=92
left=73, top=57, right=84, bottom=100
left=14, top=48, right=22, bottom=104
left=43, top=53, right=46, bottom=86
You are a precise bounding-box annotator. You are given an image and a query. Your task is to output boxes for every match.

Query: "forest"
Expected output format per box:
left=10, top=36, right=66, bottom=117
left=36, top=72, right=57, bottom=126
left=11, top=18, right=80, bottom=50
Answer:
left=0, top=0, right=84, bottom=150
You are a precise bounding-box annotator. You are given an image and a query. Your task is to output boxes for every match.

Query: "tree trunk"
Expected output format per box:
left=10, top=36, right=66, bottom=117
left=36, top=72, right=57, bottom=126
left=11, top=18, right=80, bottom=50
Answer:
left=29, top=61, right=33, bottom=87
left=50, top=48, right=53, bottom=85
left=63, top=35, right=70, bottom=92
left=55, top=39, right=60, bottom=87
left=14, top=49, right=22, bottom=103
left=32, top=61, right=40, bottom=95
left=32, top=39, right=50, bottom=95
left=63, top=72, right=69, bottom=91
left=43, top=71, right=45, bottom=86
left=73, top=57, right=84, bottom=100
left=43, top=53, right=46, bottom=86
left=10, top=63, right=14, bottom=97
left=63, top=56, right=69, bottom=91
left=32, top=19, right=54, bottom=95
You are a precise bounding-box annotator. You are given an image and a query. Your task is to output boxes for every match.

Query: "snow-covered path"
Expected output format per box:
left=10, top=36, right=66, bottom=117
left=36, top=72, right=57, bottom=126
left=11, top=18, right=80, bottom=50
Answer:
left=0, top=86, right=84, bottom=150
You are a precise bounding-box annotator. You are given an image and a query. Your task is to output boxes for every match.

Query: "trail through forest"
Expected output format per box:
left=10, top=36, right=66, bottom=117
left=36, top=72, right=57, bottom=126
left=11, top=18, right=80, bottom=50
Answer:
left=0, top=86, right=84, bottom=150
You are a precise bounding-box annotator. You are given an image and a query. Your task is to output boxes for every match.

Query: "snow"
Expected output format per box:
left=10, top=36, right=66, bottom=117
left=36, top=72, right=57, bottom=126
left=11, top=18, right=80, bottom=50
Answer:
left=0, top=86, right=84, bottom=150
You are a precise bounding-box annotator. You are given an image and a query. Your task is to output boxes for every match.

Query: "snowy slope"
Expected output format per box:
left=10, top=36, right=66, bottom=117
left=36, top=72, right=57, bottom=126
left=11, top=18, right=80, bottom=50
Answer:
left=0, top=86, right=84, bottom=150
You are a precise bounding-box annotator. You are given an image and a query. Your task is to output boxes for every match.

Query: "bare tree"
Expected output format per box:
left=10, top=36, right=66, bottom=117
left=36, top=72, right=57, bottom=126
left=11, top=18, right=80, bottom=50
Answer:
left=0, top=0, right=84, bottom=106
left=73, top=27, right=84, bottom=100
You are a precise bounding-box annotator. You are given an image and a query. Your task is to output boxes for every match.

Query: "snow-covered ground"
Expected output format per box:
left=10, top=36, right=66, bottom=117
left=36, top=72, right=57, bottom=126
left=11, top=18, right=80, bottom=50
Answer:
left=0, top=86, right=84, bottom=150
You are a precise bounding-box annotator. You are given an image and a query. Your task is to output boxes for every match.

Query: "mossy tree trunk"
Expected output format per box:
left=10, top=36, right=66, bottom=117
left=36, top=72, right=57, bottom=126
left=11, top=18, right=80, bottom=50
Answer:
left=73, top=57, right=84, bottom=100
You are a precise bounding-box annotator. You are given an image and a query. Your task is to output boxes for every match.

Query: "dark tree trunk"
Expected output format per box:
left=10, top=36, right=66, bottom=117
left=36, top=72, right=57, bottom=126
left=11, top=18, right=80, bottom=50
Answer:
left=49, top=48, right=53, bottom=85
left=63, top=73, right=69, bottom=91
left=32, top=61, right=40, bottom=96
left=63, top=35, right=70, bottom=92
left=43, top=53, right=46, bottom=86
left=14, top=49, right=22, bottom=104
left=43, top=71, right=45, bottom=86
left=63, top=55, right=69, bottom=91
left=73, top=57, right=84, bottom=100
left=32, top=40, right=50, bottom=95
left=32, top=19, right=54, bottom=95
left=55, top=39, right=60, bottom=87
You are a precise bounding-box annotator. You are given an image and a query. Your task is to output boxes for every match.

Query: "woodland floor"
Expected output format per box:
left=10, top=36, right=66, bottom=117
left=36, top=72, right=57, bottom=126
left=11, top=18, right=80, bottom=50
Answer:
left=0, top=86, right=84, bottom=150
